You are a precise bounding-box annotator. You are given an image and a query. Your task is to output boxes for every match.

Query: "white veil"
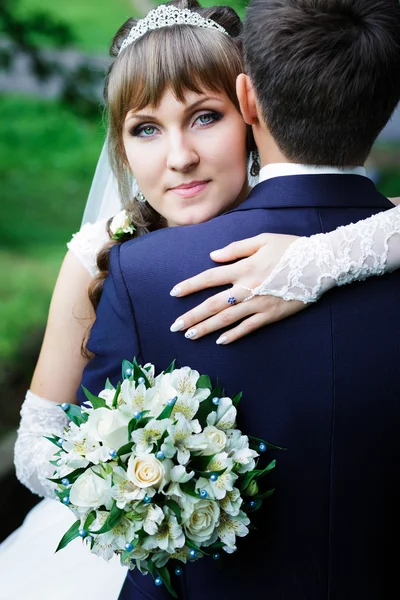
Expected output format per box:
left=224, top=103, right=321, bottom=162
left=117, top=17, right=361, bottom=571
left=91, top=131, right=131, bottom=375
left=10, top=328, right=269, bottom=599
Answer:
left=81, top=138, right=122, bottom=226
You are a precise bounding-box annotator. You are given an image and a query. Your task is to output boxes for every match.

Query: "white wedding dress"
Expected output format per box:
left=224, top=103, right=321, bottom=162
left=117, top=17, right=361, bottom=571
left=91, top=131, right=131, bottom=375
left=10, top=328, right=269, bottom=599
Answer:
left=0, top=219, right=128, bottom=600
left=1, top=202, right=399, bottom=600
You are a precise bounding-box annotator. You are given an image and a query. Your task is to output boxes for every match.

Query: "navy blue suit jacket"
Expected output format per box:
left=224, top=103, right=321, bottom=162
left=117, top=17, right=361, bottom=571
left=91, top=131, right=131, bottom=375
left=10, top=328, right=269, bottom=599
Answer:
left=80, top=175, right=400, bottom=600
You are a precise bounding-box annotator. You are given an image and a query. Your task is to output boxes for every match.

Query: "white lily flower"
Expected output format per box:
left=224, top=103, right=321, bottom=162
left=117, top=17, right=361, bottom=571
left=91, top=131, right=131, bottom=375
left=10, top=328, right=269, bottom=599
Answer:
left=153, top=546, right=191, bottom=567
left=61, top=422, right=97, bottom=468
left=195, top=453, right=238, bottom=500
left=90, top=510, right=138, bottom=561
left=141, top=507, right=185, bottom=553
left=161, top=415, right=207, bottom=465
left=98, top=388, right=117, bottom=408
left=131, top=418, right=171, bottom=454
left=220, top=487, right=243, bottom=516
left=110, top=466, right=149, bottom=508
left=217, top=510, right=250, bottom=553
left=142, top=504, right=165, bottom=535
left=207, top=397, right=237, bottom=431
left=119, top=379, right=147, bottom=416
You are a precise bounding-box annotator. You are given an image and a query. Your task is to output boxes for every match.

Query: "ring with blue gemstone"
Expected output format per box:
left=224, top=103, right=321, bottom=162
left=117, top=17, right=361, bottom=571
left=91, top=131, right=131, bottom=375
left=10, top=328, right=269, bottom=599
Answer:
left=227, top=289, right=236, bottom=305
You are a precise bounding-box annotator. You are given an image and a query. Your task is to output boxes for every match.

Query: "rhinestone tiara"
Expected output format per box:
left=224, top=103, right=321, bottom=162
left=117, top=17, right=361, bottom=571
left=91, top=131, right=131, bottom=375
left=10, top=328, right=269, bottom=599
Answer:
left=119, top=4, right=228, bottom=55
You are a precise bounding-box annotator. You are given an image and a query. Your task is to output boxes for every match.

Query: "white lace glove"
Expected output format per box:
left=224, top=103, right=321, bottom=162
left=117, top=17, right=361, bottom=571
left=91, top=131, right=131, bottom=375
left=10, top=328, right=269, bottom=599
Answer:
left=14, top=391, right=69, bottom=499
left=254, top=204, right=400, bottom=303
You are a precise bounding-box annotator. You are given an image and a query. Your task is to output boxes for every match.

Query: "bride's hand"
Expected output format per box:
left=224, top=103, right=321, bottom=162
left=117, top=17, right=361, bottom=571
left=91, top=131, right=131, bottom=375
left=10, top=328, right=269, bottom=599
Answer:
left=169, top=233, right=308, bottom=344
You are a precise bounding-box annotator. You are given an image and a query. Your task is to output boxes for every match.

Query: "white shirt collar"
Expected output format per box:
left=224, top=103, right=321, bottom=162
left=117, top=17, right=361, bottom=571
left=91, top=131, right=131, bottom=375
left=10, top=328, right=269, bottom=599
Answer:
left=259, top=163, right=368, bottom=183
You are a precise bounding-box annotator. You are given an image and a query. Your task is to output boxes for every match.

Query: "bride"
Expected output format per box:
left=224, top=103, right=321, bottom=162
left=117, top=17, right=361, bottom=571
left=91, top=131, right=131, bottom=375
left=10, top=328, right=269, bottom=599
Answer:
left=0, top=1, right=399, bottom=599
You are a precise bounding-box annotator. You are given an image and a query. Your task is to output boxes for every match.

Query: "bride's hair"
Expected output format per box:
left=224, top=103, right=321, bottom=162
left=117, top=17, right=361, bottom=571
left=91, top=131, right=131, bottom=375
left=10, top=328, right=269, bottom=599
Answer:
left=87, top=0, right=245, bottom=316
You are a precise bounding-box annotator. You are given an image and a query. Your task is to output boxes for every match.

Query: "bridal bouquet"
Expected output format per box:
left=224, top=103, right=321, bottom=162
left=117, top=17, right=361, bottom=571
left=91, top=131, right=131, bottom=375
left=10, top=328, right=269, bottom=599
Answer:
left=48, top=359, right=277, bottom=597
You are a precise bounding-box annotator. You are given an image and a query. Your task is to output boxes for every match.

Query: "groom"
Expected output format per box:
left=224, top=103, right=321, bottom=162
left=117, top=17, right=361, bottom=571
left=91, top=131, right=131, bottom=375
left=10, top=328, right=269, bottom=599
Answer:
left=80, top=1, right=400, bottom=598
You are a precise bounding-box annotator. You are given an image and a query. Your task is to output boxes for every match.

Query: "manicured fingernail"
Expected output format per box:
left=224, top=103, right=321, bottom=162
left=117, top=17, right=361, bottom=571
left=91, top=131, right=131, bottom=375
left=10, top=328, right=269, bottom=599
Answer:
left=185, top=328, right=197, bottom=339
left=210, top=249, right=223, bottom=258
left=170, top=286, right=182, bottom=297
left=170, top=320, right=184, bottom=333
left=216, top=335, right=228, bottom=345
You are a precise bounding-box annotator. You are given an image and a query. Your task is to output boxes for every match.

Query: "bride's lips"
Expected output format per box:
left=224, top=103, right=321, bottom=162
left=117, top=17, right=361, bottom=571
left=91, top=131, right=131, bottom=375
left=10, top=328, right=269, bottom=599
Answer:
left=168, top=180, right=210, bottom=198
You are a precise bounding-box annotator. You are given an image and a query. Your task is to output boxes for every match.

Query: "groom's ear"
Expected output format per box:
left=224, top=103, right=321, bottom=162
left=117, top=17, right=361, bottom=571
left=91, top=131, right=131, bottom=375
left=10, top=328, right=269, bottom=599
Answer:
left=236, top=74, right=259, bottom=125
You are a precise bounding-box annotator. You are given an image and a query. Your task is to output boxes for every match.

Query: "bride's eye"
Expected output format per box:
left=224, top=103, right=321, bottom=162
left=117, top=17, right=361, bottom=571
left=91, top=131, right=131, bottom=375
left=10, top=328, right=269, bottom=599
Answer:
left=131, top=124, right=159, bottom=138
left=193, top=111, right=223, bottom=127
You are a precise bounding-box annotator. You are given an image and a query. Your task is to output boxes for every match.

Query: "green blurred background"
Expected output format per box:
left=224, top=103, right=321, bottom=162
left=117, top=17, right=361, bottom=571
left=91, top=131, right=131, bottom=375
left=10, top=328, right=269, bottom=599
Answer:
left=0, top=0, right=399, bottom=515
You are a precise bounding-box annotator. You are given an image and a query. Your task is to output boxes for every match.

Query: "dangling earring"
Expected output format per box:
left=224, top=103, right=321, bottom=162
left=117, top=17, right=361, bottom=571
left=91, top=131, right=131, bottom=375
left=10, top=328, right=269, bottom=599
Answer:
left=137, top=190, right=146, bottom=203
left=132, top=178, right=146, bottom=203
left=250, top=150, right=260, bottom=178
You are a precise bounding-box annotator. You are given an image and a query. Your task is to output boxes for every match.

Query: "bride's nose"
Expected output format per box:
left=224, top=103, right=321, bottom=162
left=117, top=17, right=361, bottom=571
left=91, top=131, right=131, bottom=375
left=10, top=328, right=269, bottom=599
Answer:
left=166, top=134, right=199, bottom=172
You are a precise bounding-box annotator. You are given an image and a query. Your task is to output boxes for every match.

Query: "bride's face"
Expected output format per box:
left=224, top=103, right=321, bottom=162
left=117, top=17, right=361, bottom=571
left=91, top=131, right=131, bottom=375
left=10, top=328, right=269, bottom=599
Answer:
left=123, top=88, right=249, bottom=227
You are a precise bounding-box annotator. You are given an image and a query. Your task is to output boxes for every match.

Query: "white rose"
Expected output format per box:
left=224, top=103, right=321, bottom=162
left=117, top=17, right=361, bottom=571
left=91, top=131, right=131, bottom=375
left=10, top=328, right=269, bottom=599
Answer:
left=202, top=426, right=227, bottom=455
left=69, top=469, right=111, bottom=507
left=98, top=389, right=116, bottom=408
left=110, top=210, right=134, bottom=235
left=86, top=407, right=129, bottom=450
left=127, top=454, right=172, bottom=489
left=183, top=499, right=220, bottom=545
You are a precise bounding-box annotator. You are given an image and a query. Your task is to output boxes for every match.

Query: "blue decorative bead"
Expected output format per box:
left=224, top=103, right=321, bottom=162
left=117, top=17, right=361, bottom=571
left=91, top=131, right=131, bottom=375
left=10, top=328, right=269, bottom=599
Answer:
left=212, top=552, right=220, bottom=560
left=155, top=451, right=165, bottom=460
left=249, top=500, right=257, bottom=509
left=167, top=398, right=176, bottom=406
left=57, top=438, right=64, bottom=447
left=61, top=403, right=69, bottom=411
left=138, top=377, right=145, bottom=385
left=125, top=367, right=133, bottom=377
left=133, top=411, right=142, bottom=419
left=144, top=495, right=151, bottom=504
left=199, top=489, right=208, bottom=499
left=175, top=567, right=183, bottom=576
left=209, top=472, right=218, bottom=482
left=109, top=449, right=118, bottom=459
left=189, top=549, right=197, bottom=558
left=259, top=442, right=267, bottom=453
left=212, top=397, right=220, bottom=405
left=62, top=496, right=70, bottom=505
left=155, top=577, right=163, bottom=587
left=61, top=478, right=70, bottom=487
left=125, top=542, right=134, bottom=552
left=78, top=528, right=87, bottom=538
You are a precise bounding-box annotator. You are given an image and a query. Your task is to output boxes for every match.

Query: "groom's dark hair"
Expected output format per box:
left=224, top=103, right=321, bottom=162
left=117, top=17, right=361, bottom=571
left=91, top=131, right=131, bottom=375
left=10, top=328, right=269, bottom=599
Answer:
left=243, top=0, right=400, bottom=166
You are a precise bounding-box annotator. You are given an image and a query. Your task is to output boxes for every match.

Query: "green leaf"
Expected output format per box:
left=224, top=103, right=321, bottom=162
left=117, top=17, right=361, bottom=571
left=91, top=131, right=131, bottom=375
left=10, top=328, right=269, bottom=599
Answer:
left=112, top=381, right=121, bottom=409
left=55, top=519, right=80, bottom=552
left=147, top=558, right=156, bottom=579
left=196, top=374, right=212, bottom=390
left=195, top=382, right=221, bottom=426
left=90, top=501, right=124, bottom=534
left=157, top=397, right=177, bottom=420
left=117, top=442, right=134, bottom=457
left=48, top=467, right=85, bottom=485
left=122, top=359, right=133, bottom=380
left=44, top=435, right=64, bottom=448
left=248, top=435, right=286, bottom=451
left=133, top=357, right=151, bottom=389
left=186, top=539, right=208, bottom=556
left=180, top=480, right=200, bottom=498
left=240, top=460, right=276, bottom=492
left=232, top=392, right=242, bottom=408
left=163, top=359, right=177, bottom=374
left=256, top=488, right=275, bottom=500
left=189, top=453, right=216, bottom=471
left=105, top=378, right=115, bottom=390
left=84, top=511, right=96, bottom=530
left=59, top=403, right=89, bottom=426
left=194, top=467, right=227, bottom=479
left=165, top=499, right=182, bottom=523
left=81, top=386, right=108, bottom=409
left=158, top=566, right=178, bottom=598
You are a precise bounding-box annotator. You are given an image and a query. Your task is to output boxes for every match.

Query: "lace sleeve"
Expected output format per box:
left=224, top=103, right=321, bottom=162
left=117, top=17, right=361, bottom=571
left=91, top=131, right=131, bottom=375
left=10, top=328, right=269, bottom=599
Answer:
left=67, top=218, right=110, bottom=277
left=14, top=391, right=69, bottom=499
left=254, top=204, right=400, bottom=303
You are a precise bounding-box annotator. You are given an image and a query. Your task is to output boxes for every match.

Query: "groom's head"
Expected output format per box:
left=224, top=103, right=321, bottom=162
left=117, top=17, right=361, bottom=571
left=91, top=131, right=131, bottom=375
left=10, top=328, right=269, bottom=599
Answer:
left=238, top=0, right=400, bottom=167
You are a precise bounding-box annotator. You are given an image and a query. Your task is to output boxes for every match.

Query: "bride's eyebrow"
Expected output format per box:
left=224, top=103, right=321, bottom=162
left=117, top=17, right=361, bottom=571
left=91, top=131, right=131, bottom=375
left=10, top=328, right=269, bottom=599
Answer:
left=184, top=97, right=223, bottom=112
